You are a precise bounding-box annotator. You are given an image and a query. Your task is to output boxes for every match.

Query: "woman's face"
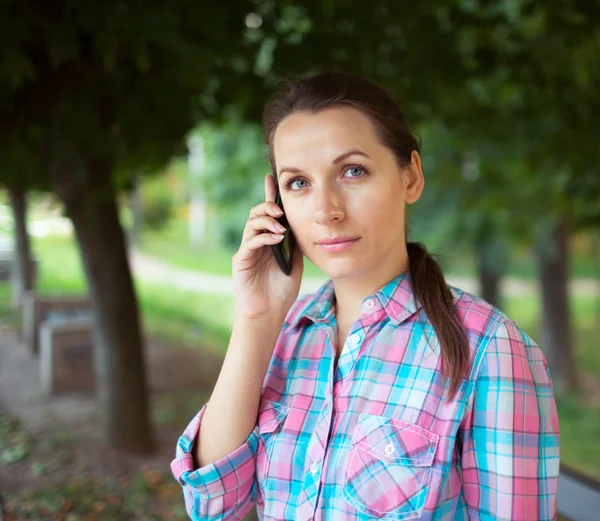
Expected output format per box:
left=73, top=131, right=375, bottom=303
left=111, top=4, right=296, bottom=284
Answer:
left=273, top=105, right=424, bottom=280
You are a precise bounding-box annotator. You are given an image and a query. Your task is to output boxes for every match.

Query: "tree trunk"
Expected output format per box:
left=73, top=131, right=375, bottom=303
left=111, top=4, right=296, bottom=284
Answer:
left=592, top=231, right=600, bottom=324
left=53, top=166, right=153, bottom=453
left=7, top=183, right=34, bottom=309
left=128, top=176, right=142, bottom=248
left=536, top=219, right=578, bottom=396
left=476, top=250, right=503, bottom=310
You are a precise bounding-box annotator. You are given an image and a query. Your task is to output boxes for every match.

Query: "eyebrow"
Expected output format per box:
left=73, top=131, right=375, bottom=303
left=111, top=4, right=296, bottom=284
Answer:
left=277, top=149, right=372, bottom=177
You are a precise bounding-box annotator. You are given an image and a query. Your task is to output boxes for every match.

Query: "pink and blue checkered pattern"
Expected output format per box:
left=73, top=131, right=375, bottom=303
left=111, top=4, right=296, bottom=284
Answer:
left=171, top=271, right=560, bottom=520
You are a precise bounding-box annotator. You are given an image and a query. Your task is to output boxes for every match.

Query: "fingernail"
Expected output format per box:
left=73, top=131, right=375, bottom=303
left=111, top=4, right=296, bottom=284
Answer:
left=276, top=223, right=286, bottom=232
left=273, top=207, right=283, bottom=216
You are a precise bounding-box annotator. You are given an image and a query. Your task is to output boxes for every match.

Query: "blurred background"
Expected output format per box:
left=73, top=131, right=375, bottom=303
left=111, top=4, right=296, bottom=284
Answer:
left=0, top=1, right=598, bottom=520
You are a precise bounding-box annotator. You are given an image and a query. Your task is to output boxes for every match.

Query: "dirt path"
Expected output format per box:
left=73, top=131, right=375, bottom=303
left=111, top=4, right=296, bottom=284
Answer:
left=0, top=326, right=222, bottom=493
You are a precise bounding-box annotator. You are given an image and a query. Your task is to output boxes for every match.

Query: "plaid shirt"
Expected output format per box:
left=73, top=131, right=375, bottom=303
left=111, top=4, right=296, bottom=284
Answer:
left=171, top=271, right=560, bottom=520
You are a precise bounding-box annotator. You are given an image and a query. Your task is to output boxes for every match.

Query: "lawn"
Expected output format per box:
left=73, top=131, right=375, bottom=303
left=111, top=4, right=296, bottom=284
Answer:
left=32, top=234, right=235, bottom=354
left=139, top=217, right=327, bottom=278
left=139, top=217, right=600, bottom=279
left=4, top=231, right=600, bottom=482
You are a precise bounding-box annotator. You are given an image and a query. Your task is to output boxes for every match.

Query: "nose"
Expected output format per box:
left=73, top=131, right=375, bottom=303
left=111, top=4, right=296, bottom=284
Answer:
left=313, top=184, right=345, bottom=225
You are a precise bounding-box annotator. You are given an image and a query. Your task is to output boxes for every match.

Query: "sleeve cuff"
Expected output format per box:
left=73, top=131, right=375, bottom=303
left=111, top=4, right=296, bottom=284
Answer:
left=170, top=403, right=260, bottom=498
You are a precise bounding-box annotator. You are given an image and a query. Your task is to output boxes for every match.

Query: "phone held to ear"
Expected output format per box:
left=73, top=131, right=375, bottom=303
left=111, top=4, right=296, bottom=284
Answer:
left=271, top=182, right=296, bottom=276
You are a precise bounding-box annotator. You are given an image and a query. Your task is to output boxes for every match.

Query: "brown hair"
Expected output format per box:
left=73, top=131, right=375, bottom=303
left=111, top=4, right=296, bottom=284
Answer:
left=262, top=70, right=469, bottom=401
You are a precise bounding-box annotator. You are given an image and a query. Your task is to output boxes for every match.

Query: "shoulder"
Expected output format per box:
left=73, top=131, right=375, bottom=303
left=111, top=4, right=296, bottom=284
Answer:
left=448, top=284, right=509, bottom=335
left=448, top=285, right=548, bottom=380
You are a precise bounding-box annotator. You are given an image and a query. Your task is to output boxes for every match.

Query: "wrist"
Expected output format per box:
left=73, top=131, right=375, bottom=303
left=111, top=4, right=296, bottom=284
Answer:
left=233, top=313, right=286, bottom=333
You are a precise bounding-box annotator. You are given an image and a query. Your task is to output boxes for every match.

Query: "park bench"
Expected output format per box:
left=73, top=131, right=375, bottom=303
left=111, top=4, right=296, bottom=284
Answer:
left=557, top=464, right=600, bottom=520
left=22, top=292, right=90, bottom=357
left=39, top=311, right=96, bottom=396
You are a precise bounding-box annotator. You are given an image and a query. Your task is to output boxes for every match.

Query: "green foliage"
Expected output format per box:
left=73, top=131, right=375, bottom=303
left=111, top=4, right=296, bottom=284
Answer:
left=0, top=409, right=29, bottom=463
left=2, top=0, right=598, bottom=257
left=192, top=112, right=269, bottom=248
left=0, top=0, right=264, bottom=189
left=140, top=177, right=174, bottom=232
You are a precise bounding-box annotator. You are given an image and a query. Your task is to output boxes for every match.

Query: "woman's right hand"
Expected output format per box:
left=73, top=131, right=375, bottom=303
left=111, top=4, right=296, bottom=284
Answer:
left=232, top=173, right=304, bottom=322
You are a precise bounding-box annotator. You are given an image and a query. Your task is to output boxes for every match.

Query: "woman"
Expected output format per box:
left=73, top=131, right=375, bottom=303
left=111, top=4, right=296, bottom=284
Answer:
left=171, top=71, right=560, bottom=521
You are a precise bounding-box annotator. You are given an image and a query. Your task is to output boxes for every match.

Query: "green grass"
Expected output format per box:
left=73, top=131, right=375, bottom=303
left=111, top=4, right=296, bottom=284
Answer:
left=139, top=218, right=326, bottom=278
left=554, top=392, right=600, bottom=480
left=0, top=409, right=29, bottom=464
left=0, top=282, right=20, bottom=329
left=140, top=219, right=235, bottom=275
left=4, top=232, right=600, bottom=480
left=138, top=282, right=233, bottom=354
left=140, top=217, right=600, bottom=279
left=437, top=246, right=600, bottom=279
left=503, top=295, right=600, bottom=479
left=32, top=234, right=234, bottom=354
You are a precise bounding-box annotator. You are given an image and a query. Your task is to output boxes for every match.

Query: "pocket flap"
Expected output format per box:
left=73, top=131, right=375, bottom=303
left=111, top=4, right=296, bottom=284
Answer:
left=257, top=399, right=289, bottom=435
left=353, top=414, right=438, bottom=466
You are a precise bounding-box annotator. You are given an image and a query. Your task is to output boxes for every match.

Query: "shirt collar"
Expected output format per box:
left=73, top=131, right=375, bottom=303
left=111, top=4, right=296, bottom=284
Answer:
left=293, top=270, right=423, bottom=327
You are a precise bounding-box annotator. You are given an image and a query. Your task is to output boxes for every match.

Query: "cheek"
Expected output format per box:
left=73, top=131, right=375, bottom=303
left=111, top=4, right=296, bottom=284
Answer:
left=351, top=190, right=403, bottom=230
left=286, top=210, right=310, bottom=247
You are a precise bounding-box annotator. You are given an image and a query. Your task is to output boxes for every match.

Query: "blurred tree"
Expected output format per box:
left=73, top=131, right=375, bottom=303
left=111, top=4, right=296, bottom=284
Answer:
left=0, top=0, right=267, bottom=452
left=251, top=0, right=600, bottom=393
left=0, top=130, right=47, bottom=309
left=139, top=175, right=175, bottom=232
left=1, top=1, right=598, bottom=451
left=194, top=112, right=268, bottom=249
left=453, top=1, right=600, bottom=394
left=6, top=181, right=34, bottom=309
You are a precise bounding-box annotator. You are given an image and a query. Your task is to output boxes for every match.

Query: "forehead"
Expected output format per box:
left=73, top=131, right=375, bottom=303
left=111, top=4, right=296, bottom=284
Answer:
left=273, top=106, right=382, bottom=165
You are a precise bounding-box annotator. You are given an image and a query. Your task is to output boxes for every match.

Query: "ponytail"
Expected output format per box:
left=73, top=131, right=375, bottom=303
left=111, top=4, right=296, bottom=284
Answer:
left=406, top=242, right=469, bottom=401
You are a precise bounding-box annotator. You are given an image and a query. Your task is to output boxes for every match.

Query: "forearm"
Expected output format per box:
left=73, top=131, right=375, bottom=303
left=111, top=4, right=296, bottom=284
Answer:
left=194, top=316, right=284, bottom=468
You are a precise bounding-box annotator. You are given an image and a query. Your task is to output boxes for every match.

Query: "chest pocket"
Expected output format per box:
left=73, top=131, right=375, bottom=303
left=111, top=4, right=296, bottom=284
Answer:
left=255, top=399, right=289, bottom=505
left=343, top=414, right=438, bottom=520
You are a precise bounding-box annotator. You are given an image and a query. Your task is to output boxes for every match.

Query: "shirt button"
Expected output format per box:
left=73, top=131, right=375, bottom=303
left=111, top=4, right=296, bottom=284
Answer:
left=310, top=462, right=319, bottom=474
left=384, top=443, right=395, bottom=456
left=350, top=333, right=361, bottom=344
left=364, top=298, right=375, bottom=310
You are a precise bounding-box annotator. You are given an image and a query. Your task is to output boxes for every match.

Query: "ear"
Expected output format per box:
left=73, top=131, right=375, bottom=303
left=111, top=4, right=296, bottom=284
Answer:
left=404, top=150, right=425, bottom=205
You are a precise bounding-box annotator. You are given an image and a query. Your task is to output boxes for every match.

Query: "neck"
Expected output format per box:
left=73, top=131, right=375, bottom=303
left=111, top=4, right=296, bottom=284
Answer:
left=331, top=244, right=410, bottom=323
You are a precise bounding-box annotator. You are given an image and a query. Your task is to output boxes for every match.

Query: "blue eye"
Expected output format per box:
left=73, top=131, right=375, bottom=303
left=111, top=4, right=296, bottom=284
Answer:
left=283, top=164, right=369, bottom=191
left=344, top=165, right=368, bottom=177
left=288, top=178, right=308, bottom=190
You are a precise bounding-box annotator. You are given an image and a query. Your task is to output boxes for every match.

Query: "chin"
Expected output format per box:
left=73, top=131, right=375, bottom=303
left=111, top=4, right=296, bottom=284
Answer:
left=318, top=257, right=368, bottom=280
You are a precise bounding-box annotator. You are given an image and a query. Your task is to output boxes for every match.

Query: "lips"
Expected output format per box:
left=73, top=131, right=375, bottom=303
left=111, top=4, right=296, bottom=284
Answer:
left=317, top=236, right=360, bottom=245
left=317, top=237, right=360, bottom=253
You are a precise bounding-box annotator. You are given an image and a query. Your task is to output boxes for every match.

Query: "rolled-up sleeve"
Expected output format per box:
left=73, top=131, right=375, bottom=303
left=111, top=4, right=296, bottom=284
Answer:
left=171, top=402, right=260, bottom=520
left=459, top=319, right=561, bottom=521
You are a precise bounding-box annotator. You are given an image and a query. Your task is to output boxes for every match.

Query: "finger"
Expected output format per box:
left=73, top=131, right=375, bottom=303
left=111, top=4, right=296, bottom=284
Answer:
left=249, top=201, right=284, bottom=219
left=242, top=215, right=286, bottom=242
left=238, top=232, right=284, bottom=261
left=265, top=172, right=277, bottom=203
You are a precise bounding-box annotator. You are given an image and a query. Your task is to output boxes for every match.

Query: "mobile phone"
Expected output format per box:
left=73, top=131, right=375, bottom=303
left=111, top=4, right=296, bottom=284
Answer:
left=270, top=181, right=296, bottom=276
